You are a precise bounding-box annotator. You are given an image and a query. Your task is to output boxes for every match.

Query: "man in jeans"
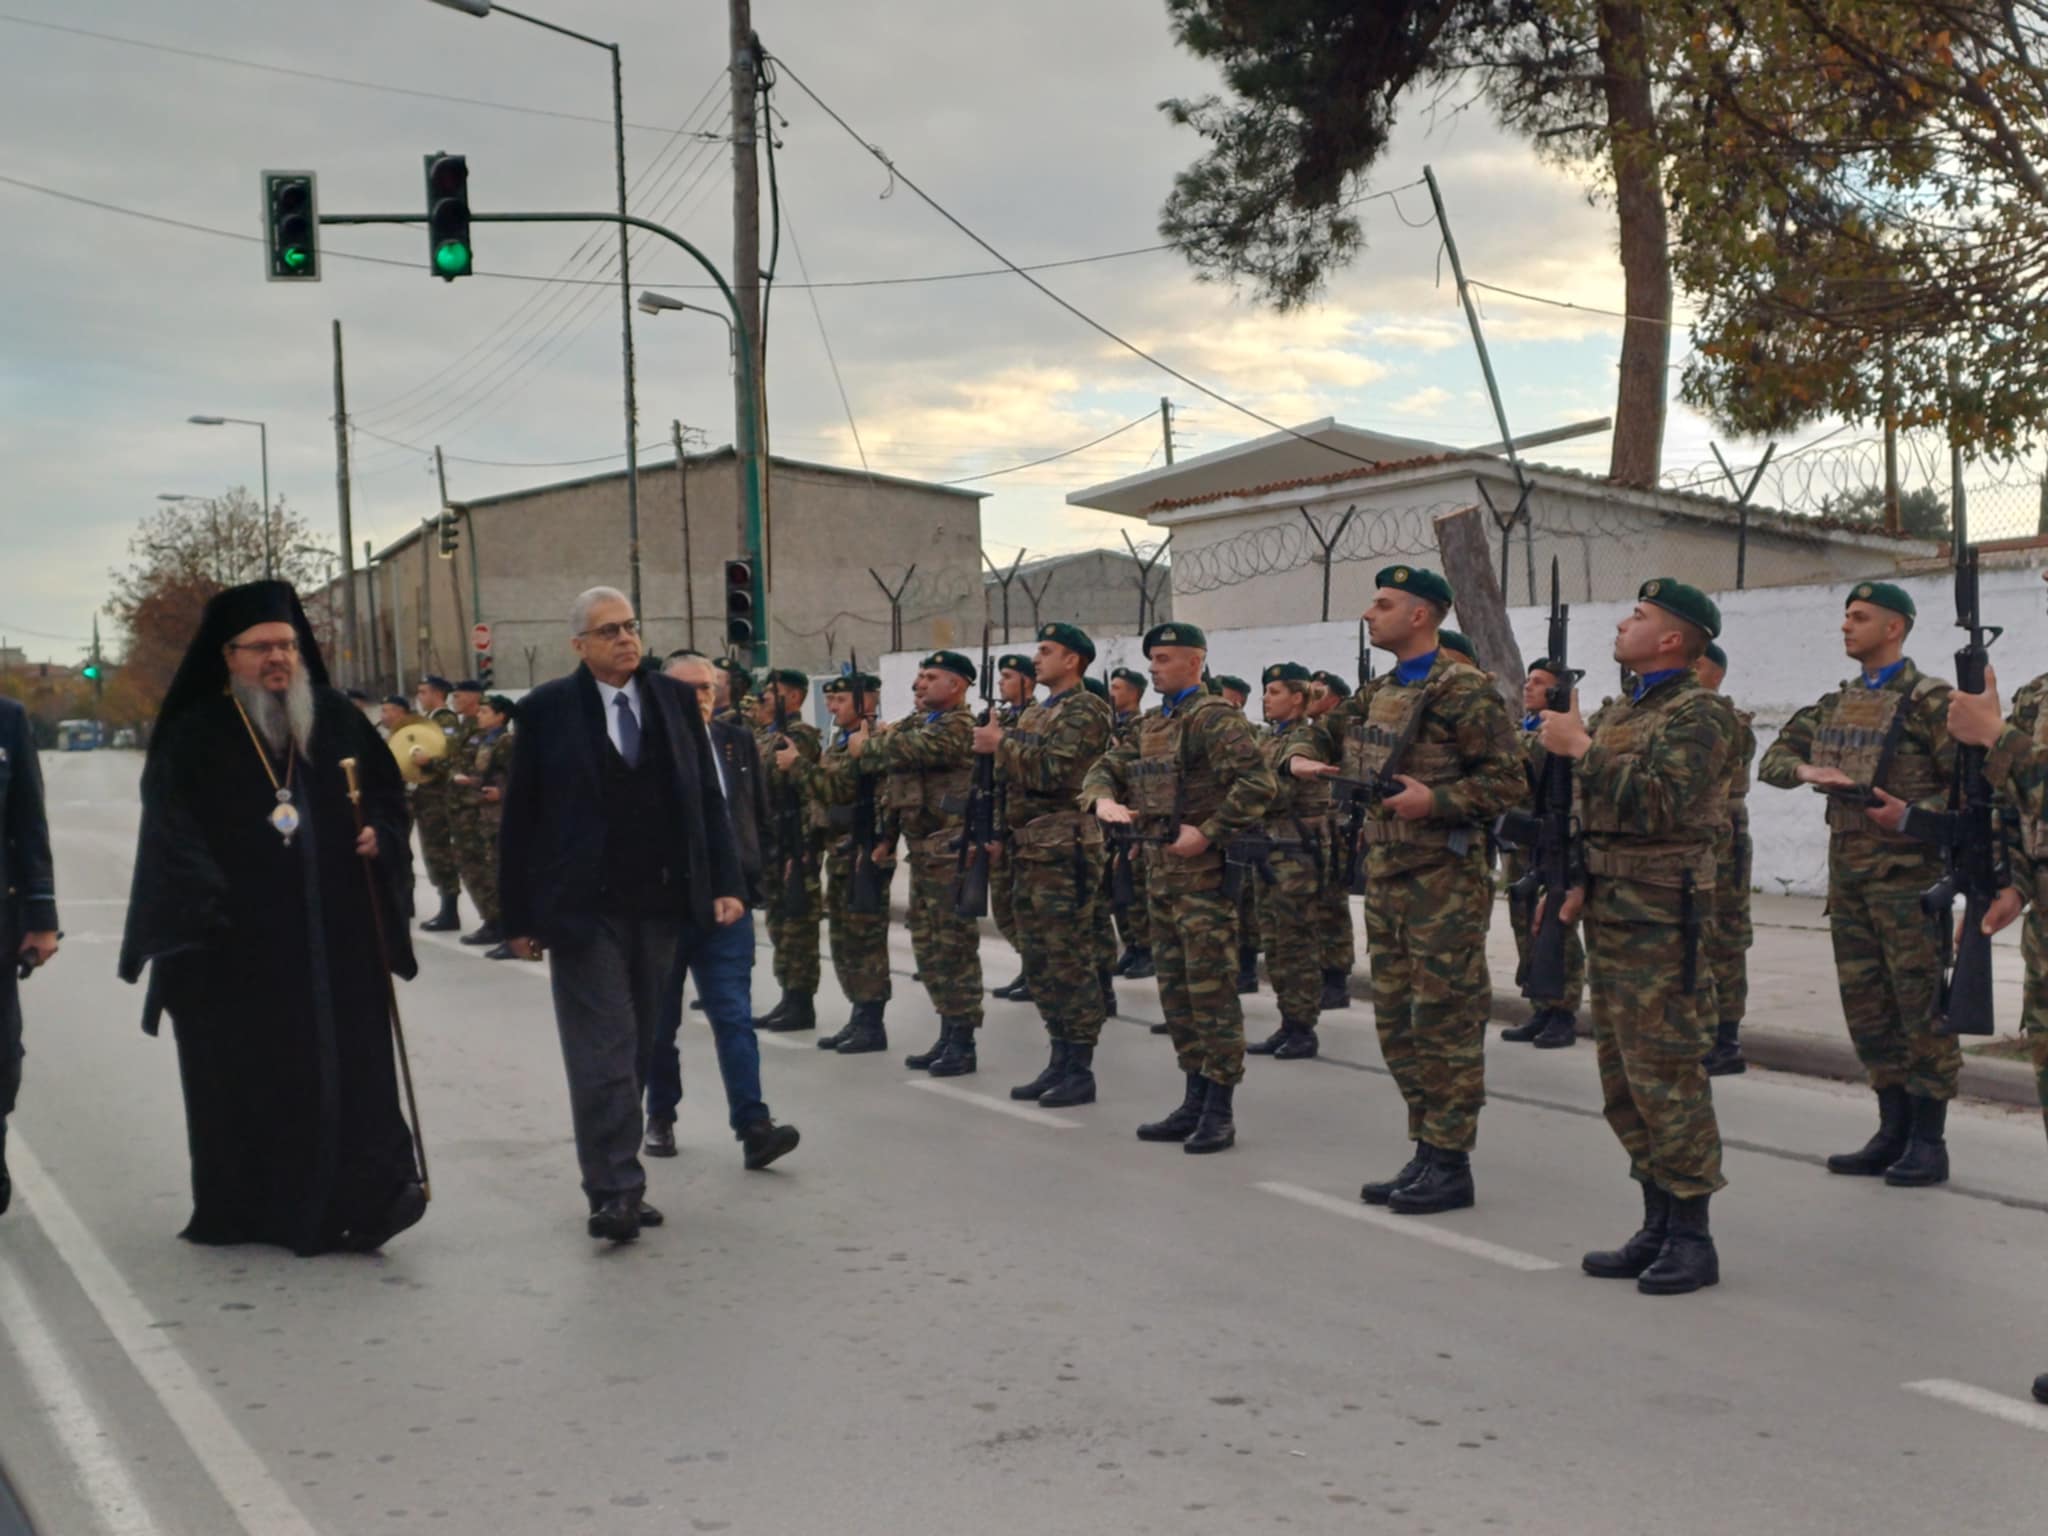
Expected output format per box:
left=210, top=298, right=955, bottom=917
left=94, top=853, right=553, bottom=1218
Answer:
left=643, top=652, right=800, bottom=1172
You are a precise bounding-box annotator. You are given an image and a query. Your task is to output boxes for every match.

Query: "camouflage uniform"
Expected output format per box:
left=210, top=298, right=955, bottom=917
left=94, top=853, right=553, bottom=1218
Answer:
left=1082, top=689, right=1277, bottom=1085
left=411, top=705, right=469, bottom=900
left=1322, top=652, right=1523, bottom=1153
left=1580, top=670, right=1736, bottom=1198
left=1106, top=708, right=1152, bottom=958
left=1702, top=706, right=1757, bottom=1040
left=807, top=722, right=894, bottom=1007
left=1502, top=719, right=1587, bottom=1014
left=870, top=705, right=984, bottom=1029
left=1975, top=671, right=2048, bottom=1142
left=1254, top=715, right=1334, bottom=1023
left=451, top=722, right=510, bottom=927
left=1758, top=661, right=1961, bottom=1101
left=762, top=716, right=825, bottom=996
left=988, top=700, right=1026, bottom=980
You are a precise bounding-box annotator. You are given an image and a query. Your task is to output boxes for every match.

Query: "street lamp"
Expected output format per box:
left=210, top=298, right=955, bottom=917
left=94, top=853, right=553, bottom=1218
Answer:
left=187, top=414, right=272, bottom=578
left=637, top=289, right=737, bottom=362
left=422, top=0, right=644, bottom=616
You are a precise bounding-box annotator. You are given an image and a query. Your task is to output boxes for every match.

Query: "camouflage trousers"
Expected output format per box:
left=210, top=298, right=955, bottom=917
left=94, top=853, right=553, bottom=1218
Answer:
left=1113, top=853, right=1151, bottom=952
left=1827, top=867, right=1962, bottom=1101
left=1364, top=852, right=1491, bottom=1151
left=991, top=852, right=1018, bottom=946
left=1090, top=879, right=1119, bottom=977
left=1586, top=901, right=1726, bottom=1199
left=1256, top=846, right=1323, bottom=1024
left=766, top=838, right=825, bottom=994
left=1234, top=878, right=1259, bottom=957
left=1144, top=854, right=1244, bottom=1087
left=906, top=841, right=984, bottom=1027
left=452, top=810, right=501, bottom=925
left=1501, top=850, right=1586, bottom=1012
left=824, top=847, right=893, bottom=1006
left=2021, top=906, right=2048, bottom=1143
left=1703, top=822, right=1753, bottom=1026
left=1013, top=834, right=1109, bottom=1047
left=1316, top=874, right=1356, bottom=976
left=412, top=788, right=462, bottom=898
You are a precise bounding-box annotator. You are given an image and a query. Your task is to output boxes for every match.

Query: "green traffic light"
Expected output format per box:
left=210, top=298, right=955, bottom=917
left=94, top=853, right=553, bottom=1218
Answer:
left=282, top=247, right=310, bottom=271
left=83, top=666, right=99, bottom=680
left=434, top=240, right=471, bottom=276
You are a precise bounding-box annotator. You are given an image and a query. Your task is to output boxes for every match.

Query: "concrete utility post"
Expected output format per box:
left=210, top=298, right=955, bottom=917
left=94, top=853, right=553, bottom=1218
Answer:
left=730, top=1, right=768, bottom=650
left=332, top=320, right=359, bottom=686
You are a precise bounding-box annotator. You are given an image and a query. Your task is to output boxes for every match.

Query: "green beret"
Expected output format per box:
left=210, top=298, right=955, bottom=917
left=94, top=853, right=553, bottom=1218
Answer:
left=1263, top=662, right=1312, bottom=685
left=1142, top=621, right=1208, bottom=655
left=484, top=693, right=519, bottom=720
left=997, top=652, right=1037, bottom=679
left=1309, top=669, right=1351, bottom=699
left=453, top=678, right=485, bottom=695
left=767, top=667, right=808, bottom=692
left=1081, top=675, right=1108, bottom=699
left=1376, top=564, right=1454, bottom=610
left=822, top=676, right=851, bottom=695
left=1846, top=580, right=1915, bottom=621
left=1703, top=642, right=1728, bottom=670
left=1214, top=675, right=1251, bottom=696
left=920, top=649, right=976, bottom=683
left=1528, top=656, right=1562, bottom=676
left=713, top=656, right=747, bottom=677
left=1109, top=667, right=1148, bottom=693
left=1637, top=577, right=1722, bottom=640
left=1034, top=621, right=1096, bottom=664
left=1440, top=630, right=1478, bottom=661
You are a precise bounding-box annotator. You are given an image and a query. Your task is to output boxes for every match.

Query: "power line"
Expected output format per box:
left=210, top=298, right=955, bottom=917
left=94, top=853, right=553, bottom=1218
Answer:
left=350, top=423, right=670, bottom=470
left=942, top=413, right=1158, bottom=484
left=0, top=620, right=90, bottom=646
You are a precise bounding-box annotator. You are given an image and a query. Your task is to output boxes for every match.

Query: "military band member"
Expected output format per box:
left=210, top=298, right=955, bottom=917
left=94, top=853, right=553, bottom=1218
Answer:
left=1105, top=666, right=1156, bottom=980
left=409, top=674, right=467, bottom=931
left=1212, top=675, right=1263, bottom=996
left=1692, top=643, right=1756, bottom=1076
left=1084, top=623, right=1277, bottom=1154
left=1244, top=663, right=1335, bottom=1060
left=450, top=691, right=516, bottom=956
left=988, top=653, right=1039, bottom=1003
left=755, top=668, right=825, bottom=1034
left=1499, top=657, right=1585, bottom=1050
left=1306, top=669, right=1356, bottom=1011
left=1758, top=582, right=1960, bottom=1185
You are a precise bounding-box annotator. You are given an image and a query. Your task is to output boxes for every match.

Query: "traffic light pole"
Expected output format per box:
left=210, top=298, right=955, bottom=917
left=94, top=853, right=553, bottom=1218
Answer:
left=321, top=207, right=764, bottom=665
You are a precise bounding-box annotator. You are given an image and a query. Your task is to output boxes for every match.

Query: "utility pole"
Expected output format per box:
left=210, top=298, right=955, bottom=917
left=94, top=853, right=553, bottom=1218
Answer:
left=434, top=447, right=468, bottom=646
left=332, top=320, right=359, bottom=687
left=730, top=1, right=768, bottom=643
left=363, top=539, right=381, bottom=692
left=674, top=420, right=698, bottom=650
left=89, top=615, right=103, bottom=726
left=1160, top=397, right=1175, bottom=465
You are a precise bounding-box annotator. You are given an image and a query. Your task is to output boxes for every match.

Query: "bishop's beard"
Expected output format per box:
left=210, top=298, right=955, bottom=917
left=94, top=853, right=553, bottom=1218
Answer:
left=231, top=669, right=317, bottom=759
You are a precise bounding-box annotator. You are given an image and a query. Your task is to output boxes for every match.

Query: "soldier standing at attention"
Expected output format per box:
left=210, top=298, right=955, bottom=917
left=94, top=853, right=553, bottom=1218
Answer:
left=1084, top=623, right=1276, bottom=1153
left=1105, top=667, right=1155, bottom=980
left=1758, top=583, right=1959, bottom=1185
left=1080, top=674, right=1122, bottom=1020
left=1211, top=676, right=1264, bottom=996
left=1439, top=631, right=1481, bottom=666
left=1499, top=658, right=1586, bottom=1050
left=1299, top=568, right=1522, bottom=1215
left=1307, top=669, right=1357, bottom=1013
left=856, top=652, right=983, bottom=1074
left=988, top=653, right=1039, bottom=1004
left=984, top=624, right=1114, bottom=1107
left=1541, top=579, right=1736, bottom=1294
left=450, top=690, right=516, bottom=956
left=408, top=674, right=468, bottom=932
left=756, top=668, right=825, bottom=1034
left=1693, top=642, right=1756, bottom=1076
left=1244, top=663, right=1334, bottom=1060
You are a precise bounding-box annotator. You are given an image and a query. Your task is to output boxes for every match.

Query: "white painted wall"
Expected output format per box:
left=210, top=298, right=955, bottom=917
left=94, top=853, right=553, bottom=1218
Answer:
left=884, top=560, right=2048, bottom=897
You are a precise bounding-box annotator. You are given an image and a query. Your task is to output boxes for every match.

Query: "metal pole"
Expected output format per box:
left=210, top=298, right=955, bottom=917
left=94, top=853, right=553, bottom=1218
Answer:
left=730, top=5, right=767, bottom=665
left=363, top=539, right=381, bottom=692
left=332, top=321, right=359, bottom=685
left=675, top=420, right=697, bottom=650
left=609, top=43, right=642, bottom=618
left=258, top=421, right=273, bottom=580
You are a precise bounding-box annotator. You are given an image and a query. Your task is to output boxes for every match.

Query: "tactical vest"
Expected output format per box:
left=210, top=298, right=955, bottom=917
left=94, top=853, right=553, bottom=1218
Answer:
left=1128, top=694, right=1233, bottom=828
left=882, top=711, right=973, bottom=823
left=1341, top=675, right=1461, bottom=788
left=1262, top=719, right=1330, bottom=821
left=2023, top=704, right=2048, bottom=865
left=1006, top=692, right=1107, bottom=827
left=1810, top=676, right=1943, bottom=839
left=1579, top=683, right=1723, bottom=887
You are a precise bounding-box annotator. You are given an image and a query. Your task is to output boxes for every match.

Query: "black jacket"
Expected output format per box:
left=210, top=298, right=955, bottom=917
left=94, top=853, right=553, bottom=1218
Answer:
left=709, top=717, right=771, bottom=907
left=498, top=663, right=743, bottom=944
left=1, top=698, right=57, bottom=982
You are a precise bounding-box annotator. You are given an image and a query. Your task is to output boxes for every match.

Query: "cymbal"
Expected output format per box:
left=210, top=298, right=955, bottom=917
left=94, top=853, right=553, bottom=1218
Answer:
left=389, top=721, right=449, bottom=785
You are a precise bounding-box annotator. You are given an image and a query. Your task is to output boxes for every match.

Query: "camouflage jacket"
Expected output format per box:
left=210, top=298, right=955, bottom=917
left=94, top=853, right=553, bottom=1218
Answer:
left=1259, top=715, right=1333, bottom=824
left=411, top=707, right=472, bottom=797
left=868, top=705, right=976, bottom=842
left=1976, top=670, right=2048, bottom=895
left=1080, top=688, right=1277, bottom=849
left=450, top=723, right=512, bottom=831
left=998, top=686, right=1113, bottom=830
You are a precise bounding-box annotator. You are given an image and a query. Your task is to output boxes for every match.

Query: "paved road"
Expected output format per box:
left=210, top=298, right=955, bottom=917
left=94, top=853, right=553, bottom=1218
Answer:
left=3, top=750, right=2045, bottom=1536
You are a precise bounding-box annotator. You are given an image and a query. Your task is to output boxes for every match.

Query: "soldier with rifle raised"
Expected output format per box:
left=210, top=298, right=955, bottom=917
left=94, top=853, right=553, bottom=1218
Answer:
left=1759, top=581, right=1962, bottom=1185
left=987, top=653, right=1038, bottom=1004
left=754, top=667, right=824, bottom=1035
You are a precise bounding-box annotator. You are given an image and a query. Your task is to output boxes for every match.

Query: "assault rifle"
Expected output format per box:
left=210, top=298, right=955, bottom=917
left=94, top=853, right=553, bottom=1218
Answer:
left=1907, top=498, right=2007, bottom=1035
left=1493, top=558, right=1584, bottom=1002
left=846, top=651, right=886, bottom=915
left=1357, top=618, right=1375, bottom=690
left=769, top=670, right=811, bottom=920
left=950, top=625, right=997, bottom=919
left=1106, top=823, right=1174, bottom=914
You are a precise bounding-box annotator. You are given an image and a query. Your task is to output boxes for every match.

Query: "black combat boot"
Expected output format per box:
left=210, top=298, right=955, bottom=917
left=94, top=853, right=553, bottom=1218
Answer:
left=1114, top=945, right=1139, bottom=977
left=1701, top=1019, right=1745, bottom=1076
left=1149, top=1021, right=1170, bottom=1035
left=990, top=970, right=1028, bottom=1000
left=1826, top=1084, right=1911, bottom=1175
left=2034, top=1372, right=2048, bottom=1406
left=1183, top=1080, right=1236, bottom=1154
left=1532, top=1009, right=1578, bottom=1050
left=1235, top=947, right=1260, bottom=995
left=460, top=919, right=502, bottom=947
left=904, top=1022, right=950, bottom=1070
left=1882, top=1096, right=1950, bottom=1186
left=1318, top=968, right=1352, bottom=1011
left=926, top=1021, right=978, bottom=1077
left=419, top=892, right=461, bottom=932
left=1122, top=946, right=1156, bottom=980
left=836, top=1003, right=890, bottom=1055
left=1636, top=1193, right=1719, bottom=1295
left=1501, top=1008, right=1547, bottom=1043
left=1010, top=1040, right=1069, bottom=1100
left=1581, top=1182, right=1670, bottom=1278
left=1361, top=1144, right=1431, bottom=1206
left=1099, top=969, right=1117, bottom=1018
left=0, top=1124, right=10, bottom=1217
left=817, top=1003, right=864, bottom=1051
left=1136, top=1073, right=1208, bottom=1142
left=1387, top=1147, right=1473, bottom=1214
left=1270, top=1018, right=1320, bottom=1060
left=756, top=991, right=792, bottom=1029
left=1040, top=1045, right=1098, bottom=1108
left=762, top=993, right=816, bottom=1033
left=1246, top=1024, right=1288, bottom=1056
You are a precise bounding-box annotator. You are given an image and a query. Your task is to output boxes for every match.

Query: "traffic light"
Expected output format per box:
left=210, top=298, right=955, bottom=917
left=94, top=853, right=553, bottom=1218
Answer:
left=81, top=662, right=100, bottom=681
left=438, top=511, right=461, bottom=558
left=423, top=152, right=473, bottom=280
left=261, top=171, right=320, bottom=282
left=477, top=654, right=494, bottom=688
left=724, top=558, right=755, bottom=649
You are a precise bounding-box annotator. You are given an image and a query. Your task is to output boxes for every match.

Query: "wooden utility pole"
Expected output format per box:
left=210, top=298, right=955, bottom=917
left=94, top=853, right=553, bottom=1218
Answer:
left=730, top=3, right=768, bottom=593
left=1433, top=504, right=1524, bottom=712
left=332, top=320, right=359, bottom=687
left=1160, top=397, right=1175, bottom=465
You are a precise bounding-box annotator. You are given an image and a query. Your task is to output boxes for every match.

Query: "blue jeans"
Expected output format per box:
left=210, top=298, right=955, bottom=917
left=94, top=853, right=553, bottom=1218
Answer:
left=645, top=911, right=767, bottom=1135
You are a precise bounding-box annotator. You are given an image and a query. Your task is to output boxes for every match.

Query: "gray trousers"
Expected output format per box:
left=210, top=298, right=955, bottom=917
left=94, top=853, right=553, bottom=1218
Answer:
left=548, top=914, right=682, bottom=1200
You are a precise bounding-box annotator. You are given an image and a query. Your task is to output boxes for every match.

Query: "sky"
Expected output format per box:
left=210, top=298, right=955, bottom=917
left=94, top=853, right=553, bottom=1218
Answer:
left=0, top=0, right=1774, bottom=663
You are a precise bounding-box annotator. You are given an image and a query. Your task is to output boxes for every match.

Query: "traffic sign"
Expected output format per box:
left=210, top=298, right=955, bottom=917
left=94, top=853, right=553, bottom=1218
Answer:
left=471, top=623, right=492, bottom=652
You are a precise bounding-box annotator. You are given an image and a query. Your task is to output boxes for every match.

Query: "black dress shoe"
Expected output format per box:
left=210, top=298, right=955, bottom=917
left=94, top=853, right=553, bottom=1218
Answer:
left=2033, top=1372, right=2048, bottom=1406
left=636, top=1201, right=665, bottom=1228
left=741, top=1120, right=801, bottom=1171
left=484, top=942, right=515, bottom=960
left=460, top=920, right=502, bottom=947
left=905, top=1026, right=951, bottom=1071
left=587, top=1196, right=642, bottom=1243
left=644, top=1118, right=678, bottom=1158
left=343, top=1182, right=428, bottom=1252
left=1149, top=1021, right=1170, bottom=1035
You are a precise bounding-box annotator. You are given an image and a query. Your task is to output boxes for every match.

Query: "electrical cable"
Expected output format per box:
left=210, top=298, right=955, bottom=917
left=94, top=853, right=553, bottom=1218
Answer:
left=941, top=413, right=1158, bottom=484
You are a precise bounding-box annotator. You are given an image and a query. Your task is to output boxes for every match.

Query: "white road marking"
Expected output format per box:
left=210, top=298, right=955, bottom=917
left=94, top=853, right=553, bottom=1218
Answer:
left=0, top=1255, right=166, bottom=1536
left=906, top=1078, right=1084, bottom=1128
left=1902, top=1379, right=2048, bottom=1434
left=7, top=1137, right=322, bottom=1536
left=1254, top=1180, right=1563, bottom=1273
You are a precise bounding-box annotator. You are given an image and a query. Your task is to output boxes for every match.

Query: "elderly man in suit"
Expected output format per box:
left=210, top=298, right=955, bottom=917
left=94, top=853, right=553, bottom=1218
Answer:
left=1, top=696, right=60, bottom=1216
left=499, top=589, right=748, bottom=1244
left=642, top=650, right=800, bottom=1170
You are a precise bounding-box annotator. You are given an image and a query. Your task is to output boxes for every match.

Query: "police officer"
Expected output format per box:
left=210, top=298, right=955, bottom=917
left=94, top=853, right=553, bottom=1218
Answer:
left=1693, top=642, right=1756, bottom=1076
left=1301, top=567, right=1522, bottom=1215
left=756, top=667, right=826, bottom=1034
left=988, top=653, right=1039, bottom=1003
left=1499, top=656, right=1585, bottom=1050
left=1104, top=666, right=1155, bottom=979
left=409, top=675, right=469, bottom=931
left=1541, top=578, right=1736, bottom=1295
left=1759, top=581, right=1959, bottom=1185
left=1084, top=623, right=1277, bottom=1153
left=1244, top=663, right=1334, bottom=1060
left=1306, top=669, right=1356, bottom=1012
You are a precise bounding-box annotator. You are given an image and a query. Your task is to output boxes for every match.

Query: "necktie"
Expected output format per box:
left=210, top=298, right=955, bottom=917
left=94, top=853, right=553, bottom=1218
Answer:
left=614, top=692, right=642, bottom=767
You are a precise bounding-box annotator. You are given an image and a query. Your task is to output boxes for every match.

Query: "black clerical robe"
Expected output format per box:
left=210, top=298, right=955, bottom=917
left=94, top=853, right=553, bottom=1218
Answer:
left=120, top=688, right=420, bottom=1255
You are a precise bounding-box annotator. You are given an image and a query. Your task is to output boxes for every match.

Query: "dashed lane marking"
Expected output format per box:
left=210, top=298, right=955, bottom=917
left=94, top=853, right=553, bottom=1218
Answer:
left=1255, top=1180, right=1563, bottom=1273
left=1902, top=1379, right=2048, bottom=1435
left=906, top=1078, right=1084, bottom=1129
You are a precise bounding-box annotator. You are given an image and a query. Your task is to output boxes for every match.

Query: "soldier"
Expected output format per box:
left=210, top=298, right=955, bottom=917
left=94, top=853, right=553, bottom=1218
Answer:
left=1307, top=669, right=1357, bottom=1012
left=1080, top=674, right=1122, bottom=1019
left=1499, top=657, right=1586, bottom=1050
left=407, top=674, right=469, bottom=932
left=1215, top=675, right=1251, bottom=709
left=1693, top=642, right=1756, bottom=1076
left=1540, top=578, right=1735, bottom=1295
left=1758, top=582, right=1959, bottom=1185
left=1084, top=622, right=1277, bottom=1153
left=1244, top=663, right=1334, bottom=1060
left=856, top=651, right=983, bottom=1073
left=1300, top=567, right=1522, bottom=1214
left=376, top=695, right=413, bottom=740
left=450, top=693, right=517, bottom=958
left=1211, top=675, right=1263, bottom=995
left=983, top=624, right=1115, bottom=1106
left=1105, top=666, right=1155, bottom=980
left=988, top=653, right=1039, bottom=1003
left=755, top=667, right=825, bottom=1034
left=1439, top=630, right=1480, bottom=665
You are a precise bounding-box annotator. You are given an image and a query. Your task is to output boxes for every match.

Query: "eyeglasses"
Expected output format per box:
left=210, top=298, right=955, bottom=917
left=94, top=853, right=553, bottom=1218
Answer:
left=577, top=620, right=641, bottom=641
left=228, top=639, right=300, bottom=657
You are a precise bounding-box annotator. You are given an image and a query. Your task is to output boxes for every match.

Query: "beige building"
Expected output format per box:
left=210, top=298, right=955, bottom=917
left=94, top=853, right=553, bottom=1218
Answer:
left=351, top=449, right=985, bottom=690
left=982, top=547, right=1172, bottom=646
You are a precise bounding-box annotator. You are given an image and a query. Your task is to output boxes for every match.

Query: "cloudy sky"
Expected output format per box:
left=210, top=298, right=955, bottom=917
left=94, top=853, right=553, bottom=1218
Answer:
left=1, top=0, right=1757, bottom=662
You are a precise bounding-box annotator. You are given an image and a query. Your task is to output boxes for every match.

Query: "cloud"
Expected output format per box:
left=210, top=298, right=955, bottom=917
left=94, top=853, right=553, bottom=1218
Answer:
left=1388, top=385, right=1452, bottom=417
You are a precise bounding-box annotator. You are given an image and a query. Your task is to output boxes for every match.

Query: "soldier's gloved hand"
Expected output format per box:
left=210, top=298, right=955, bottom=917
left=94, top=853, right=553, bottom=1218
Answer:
left=1974, top=886, right=2023, bottom=939
left=1947, top=665, right=2004, bottom=747
left=1863, top=786, right=1910, bottom=833
left=1167, top=823, right=1210, bottom=857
